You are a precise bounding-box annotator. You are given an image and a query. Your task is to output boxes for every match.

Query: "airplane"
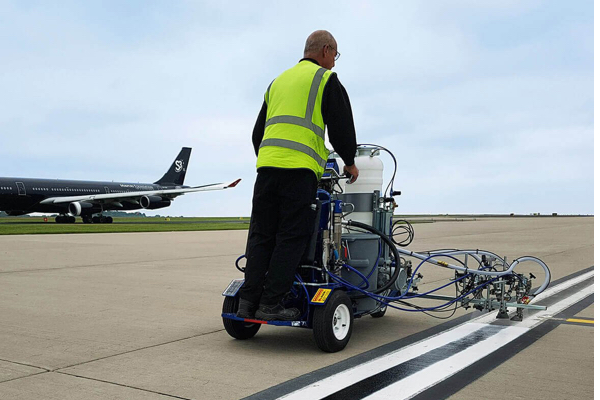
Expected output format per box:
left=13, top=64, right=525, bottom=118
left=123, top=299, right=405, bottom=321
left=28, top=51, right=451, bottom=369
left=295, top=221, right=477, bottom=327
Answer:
left=0, top=147, right=241, bottom=223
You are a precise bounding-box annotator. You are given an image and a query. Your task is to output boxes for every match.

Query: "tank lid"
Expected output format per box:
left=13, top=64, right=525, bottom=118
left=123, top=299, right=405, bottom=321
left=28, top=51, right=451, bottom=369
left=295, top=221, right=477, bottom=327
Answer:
left=356, top=146, right=380, bottom=157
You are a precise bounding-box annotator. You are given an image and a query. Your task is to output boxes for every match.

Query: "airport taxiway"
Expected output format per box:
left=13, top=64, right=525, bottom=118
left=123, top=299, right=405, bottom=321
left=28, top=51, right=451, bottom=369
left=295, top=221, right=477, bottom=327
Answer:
left=0, top=217, right=593, bottom=399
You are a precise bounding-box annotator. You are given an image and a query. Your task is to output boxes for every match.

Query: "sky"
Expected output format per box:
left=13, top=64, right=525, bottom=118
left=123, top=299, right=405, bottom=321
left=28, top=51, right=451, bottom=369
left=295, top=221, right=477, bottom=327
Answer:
left=0, top=0, right=593, bottom=217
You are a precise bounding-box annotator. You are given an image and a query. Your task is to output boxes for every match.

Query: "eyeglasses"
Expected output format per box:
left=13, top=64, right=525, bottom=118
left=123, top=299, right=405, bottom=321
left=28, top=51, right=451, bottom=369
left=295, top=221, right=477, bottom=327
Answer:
left=327, top=45, right=341, bottom=61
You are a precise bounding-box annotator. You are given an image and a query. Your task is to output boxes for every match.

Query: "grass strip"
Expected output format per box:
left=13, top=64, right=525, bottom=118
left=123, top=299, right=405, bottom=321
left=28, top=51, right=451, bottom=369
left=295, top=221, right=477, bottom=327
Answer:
left=0, top=219, right=249, bottom=235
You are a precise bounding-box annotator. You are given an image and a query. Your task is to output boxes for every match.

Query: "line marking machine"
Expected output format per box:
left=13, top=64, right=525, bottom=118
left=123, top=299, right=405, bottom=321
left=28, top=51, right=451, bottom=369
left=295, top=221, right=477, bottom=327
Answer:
left=222, top=144, right=551, bottom=352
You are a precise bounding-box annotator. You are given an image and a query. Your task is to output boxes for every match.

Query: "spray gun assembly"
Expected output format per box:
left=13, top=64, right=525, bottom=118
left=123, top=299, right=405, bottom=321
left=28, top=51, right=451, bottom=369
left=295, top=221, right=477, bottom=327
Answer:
left=222, top=145, right=551, bottom=352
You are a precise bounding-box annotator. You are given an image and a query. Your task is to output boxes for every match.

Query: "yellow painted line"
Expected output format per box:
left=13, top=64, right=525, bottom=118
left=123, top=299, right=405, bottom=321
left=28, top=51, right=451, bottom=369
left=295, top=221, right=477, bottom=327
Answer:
left=566, top=318, right=594, bottom=324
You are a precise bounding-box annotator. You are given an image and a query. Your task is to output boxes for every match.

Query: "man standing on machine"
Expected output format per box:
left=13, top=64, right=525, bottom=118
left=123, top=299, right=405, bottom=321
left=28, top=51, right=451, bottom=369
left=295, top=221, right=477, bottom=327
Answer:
left=237, top=30, right=359, bottom=321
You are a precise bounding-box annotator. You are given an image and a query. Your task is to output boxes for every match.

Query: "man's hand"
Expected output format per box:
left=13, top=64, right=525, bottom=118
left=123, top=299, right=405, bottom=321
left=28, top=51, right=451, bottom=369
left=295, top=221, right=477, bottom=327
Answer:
left=344, top=164, right=359, bottom=184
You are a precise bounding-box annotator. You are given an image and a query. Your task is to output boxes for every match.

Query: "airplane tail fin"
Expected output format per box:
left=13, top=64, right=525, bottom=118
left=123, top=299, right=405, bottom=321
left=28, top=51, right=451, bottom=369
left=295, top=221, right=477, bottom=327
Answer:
left=154, top=147, right=192, bottom=186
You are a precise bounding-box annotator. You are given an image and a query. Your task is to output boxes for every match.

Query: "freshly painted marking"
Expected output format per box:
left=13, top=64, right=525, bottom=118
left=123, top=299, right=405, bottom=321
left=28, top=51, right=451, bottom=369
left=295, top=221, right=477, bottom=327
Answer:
left=277, top=273, right=594, bottom=400
left=278, top=323, right=492, bottom=400
left=505, top=284, right=592, bottom=329
left=321, top=325, right=511, bottom=400
left=373, top=284, right=594, bottom=400
left=530, top=270, right=593, bottom=302
left=565, top=318, right=593, bottom=324
left=471, top=271, right=594, bottom=325
left=364, top=325, right=527, bottom=400
left=381, top=285, right=593, bottom=399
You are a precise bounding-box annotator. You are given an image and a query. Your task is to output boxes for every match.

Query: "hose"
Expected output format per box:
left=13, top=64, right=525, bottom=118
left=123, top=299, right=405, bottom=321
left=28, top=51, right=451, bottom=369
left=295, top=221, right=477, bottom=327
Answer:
left=391, top=219, right=414, bottom=247
left=341, top=263, right=371, bottom=289
left=327, top=260, right=498, bottom=313
left=235, top=255, right=246, bottom=273
left=343, top=219, right=402, bottom=295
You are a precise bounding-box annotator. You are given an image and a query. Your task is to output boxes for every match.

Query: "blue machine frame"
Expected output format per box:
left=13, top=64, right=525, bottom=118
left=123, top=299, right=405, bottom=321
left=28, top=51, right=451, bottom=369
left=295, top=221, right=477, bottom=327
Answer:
left=221, top=146, right=551, bottom=352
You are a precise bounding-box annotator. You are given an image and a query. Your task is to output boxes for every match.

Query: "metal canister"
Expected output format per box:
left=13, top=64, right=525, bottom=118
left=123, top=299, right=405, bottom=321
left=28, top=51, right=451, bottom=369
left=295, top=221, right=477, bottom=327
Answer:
left=333, top=200, right=342, bottom=252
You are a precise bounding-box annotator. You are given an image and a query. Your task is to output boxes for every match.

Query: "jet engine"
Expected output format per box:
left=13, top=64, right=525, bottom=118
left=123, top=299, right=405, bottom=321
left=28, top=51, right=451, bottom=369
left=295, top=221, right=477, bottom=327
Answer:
left=140, top=195, right=171, bottom=210
left=68, top=201, right=100, bottom=216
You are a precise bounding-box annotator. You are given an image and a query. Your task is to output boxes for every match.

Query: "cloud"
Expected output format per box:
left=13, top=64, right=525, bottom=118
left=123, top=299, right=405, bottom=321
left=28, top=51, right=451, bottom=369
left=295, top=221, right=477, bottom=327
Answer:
left=0, top=0, right=592, bottom=216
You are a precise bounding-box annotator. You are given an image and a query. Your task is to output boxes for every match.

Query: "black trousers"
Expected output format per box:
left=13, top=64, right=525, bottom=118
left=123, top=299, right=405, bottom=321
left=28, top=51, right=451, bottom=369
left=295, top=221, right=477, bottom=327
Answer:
left=239, top=168, right=318, bottom=306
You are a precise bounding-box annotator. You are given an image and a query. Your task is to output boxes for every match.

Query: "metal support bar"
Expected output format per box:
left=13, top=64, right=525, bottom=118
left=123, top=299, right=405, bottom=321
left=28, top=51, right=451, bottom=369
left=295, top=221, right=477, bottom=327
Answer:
left=411, top=293, right=547, bottom=311
left=496, top=280, right=509, bottom=319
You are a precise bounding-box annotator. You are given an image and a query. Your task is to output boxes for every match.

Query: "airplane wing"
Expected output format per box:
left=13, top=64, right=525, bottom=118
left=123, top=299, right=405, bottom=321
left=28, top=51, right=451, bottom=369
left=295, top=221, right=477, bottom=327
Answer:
left=40, top=178, right=241, bottom=205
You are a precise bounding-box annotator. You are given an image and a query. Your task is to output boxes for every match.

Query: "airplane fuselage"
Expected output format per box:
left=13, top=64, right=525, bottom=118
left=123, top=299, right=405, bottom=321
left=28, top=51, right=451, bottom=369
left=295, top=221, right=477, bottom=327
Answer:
left=0, top=177, right=183, bottom=215
left=0, top=147, right=240, bottom=223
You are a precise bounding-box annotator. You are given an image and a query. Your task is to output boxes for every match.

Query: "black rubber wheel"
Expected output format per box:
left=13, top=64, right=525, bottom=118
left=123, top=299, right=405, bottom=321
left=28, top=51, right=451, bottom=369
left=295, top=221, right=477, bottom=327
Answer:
left=106, top=216, right=113, bottom=224
left=68, top=216, right=76, bottom=223
left=370, top=305, right=387, bottom=318
left=312, top=290, right=353, bottom=353
left=222, top=296, right=260, bottom=340
left=92, top=216, right=100, bottom=223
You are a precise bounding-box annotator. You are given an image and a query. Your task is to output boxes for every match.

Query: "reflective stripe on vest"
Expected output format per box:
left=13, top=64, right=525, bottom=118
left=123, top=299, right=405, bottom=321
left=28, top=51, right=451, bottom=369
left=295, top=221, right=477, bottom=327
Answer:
left=259, top=138, right=327, bottom=169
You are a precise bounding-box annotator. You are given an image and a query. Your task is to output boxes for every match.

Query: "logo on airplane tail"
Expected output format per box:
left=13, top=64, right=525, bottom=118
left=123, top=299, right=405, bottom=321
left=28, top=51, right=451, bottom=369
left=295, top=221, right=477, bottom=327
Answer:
left=175, top=160, right=185, bottom=173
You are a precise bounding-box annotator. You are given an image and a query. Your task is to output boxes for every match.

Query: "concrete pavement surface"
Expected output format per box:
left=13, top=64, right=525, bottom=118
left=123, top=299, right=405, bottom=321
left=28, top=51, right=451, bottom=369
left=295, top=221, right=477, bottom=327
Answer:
left=0, top=217, right=593, bottom=399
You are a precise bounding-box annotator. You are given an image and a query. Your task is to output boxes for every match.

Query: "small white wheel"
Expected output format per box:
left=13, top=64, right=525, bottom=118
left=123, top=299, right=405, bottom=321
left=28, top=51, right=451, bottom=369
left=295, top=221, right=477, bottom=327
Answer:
left=313, top=290, right=354, bottom=352
left=332, top=303, right=351, bottom=340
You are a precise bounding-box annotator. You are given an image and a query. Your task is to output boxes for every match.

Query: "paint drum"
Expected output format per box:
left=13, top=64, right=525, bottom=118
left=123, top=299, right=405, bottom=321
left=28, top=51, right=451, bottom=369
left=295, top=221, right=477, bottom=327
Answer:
left=340, top=233, right=379, bottom=312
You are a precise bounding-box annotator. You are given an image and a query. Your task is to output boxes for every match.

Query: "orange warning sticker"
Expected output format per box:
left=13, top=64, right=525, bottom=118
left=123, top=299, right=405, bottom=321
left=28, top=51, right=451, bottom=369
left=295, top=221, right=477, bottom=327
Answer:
left=311, top=288, right=332, bottom=304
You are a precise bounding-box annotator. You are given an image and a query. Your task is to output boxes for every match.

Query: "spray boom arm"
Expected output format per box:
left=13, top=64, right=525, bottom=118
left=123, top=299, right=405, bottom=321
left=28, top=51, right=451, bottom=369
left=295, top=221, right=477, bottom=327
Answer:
left=319, top=144, right=551, bottom=321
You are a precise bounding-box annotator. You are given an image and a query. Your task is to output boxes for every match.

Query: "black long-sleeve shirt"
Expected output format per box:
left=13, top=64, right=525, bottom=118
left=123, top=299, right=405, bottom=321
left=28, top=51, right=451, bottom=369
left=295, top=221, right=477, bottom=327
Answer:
left=252, top=58, right=357, bottom=167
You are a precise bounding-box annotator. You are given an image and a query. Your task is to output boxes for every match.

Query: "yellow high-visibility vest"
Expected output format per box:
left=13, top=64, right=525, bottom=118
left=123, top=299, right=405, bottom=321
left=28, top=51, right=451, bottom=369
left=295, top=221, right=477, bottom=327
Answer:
left=257, top=60, right=333, bottom=179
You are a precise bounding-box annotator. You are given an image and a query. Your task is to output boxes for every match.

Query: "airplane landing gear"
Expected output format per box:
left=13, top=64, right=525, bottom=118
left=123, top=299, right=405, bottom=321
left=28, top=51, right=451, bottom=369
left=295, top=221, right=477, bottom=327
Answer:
left=55, top=215, right=76, bottom=223
left=91, top=215, right=113, bottom=224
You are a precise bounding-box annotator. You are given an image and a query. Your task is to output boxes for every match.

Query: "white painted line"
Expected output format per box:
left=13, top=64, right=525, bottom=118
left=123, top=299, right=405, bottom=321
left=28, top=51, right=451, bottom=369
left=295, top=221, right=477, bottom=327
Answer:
left=276, top=272, right=594, bottom=400
left=368, top=284, right=594, bottom=399
left=530, top=270, right=593, bottom=303
left=278, top=323, right=490, bottom=400
left=365, top=325, right=528, bottom=400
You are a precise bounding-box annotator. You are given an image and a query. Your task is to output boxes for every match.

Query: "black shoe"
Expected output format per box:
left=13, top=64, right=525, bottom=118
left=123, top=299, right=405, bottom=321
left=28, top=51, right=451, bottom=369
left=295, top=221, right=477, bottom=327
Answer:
left=236, top=299, right=257, bottom=319
left=255, top=303, right=300, bottom=321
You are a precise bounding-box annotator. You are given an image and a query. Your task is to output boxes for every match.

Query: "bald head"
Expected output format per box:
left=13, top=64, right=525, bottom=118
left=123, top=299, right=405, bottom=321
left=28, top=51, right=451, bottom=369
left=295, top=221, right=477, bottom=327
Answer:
left=304, top=30, right=337, bottom=57
left=303, top=30, right=339, bottom=70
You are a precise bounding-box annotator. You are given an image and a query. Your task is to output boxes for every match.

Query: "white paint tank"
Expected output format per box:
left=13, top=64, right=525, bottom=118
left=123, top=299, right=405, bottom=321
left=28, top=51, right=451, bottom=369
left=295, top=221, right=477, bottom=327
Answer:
left=343, top=147, right=383, bottom=195
left=335, top=147, right=383, bottom=226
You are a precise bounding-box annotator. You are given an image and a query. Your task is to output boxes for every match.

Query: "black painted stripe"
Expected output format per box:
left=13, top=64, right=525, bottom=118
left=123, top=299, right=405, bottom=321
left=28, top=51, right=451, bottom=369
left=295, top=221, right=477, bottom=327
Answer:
left=411, top=293, right=594, bottom=400
left=322, top=325, right=505, bottom=400
left=242, top=266, right=593, bottom=400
